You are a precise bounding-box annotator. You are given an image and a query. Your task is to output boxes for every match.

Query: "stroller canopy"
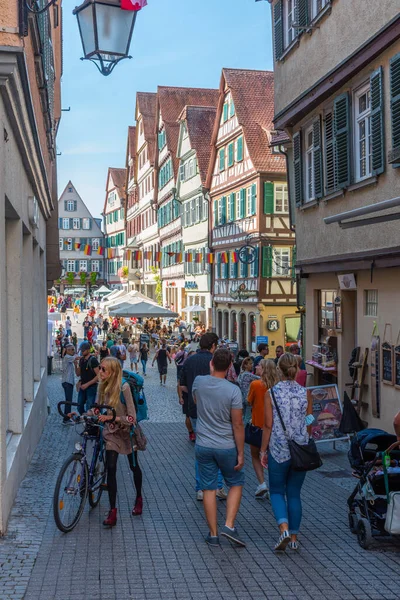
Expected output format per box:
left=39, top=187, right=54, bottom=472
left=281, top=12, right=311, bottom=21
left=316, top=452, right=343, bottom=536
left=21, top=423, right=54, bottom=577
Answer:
left=349, top=429, right=397, bottom=469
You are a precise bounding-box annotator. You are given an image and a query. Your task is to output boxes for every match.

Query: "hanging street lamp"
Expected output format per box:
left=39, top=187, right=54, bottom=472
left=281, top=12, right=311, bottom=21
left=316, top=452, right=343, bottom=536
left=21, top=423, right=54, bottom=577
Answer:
left=73, top=0, right=138, bottom=76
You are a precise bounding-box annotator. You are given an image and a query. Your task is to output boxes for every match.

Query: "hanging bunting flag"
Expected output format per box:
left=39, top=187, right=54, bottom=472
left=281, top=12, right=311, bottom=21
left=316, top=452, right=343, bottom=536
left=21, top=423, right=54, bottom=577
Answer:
left=120, top=0, right=148, bottom=11
left=195, top=253, right=202, bottom=264
left=75, top=242, right=81, bottom=250
left=186, top=252, right=192, bottom=263
left=206, top=253, right=214, bottom=264
left=97, top=246, right=104, bottom=256
left=84, top=245, right=92, bottom=256
left=176, top=252, right=182, bottom=263
left=126, top=250, right=132, bottom=261
left=155, top=251, right=161, bottom=262
left=221, top=252, right=229, bottom=264
left=167, top=251, right=175, bottom=257
left=231, top=251, right=239, bottom=264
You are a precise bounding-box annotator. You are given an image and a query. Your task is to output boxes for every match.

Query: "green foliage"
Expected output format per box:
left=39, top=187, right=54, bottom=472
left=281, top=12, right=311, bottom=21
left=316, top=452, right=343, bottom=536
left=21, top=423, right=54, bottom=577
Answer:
left=150, top=266, right=163, bottom=306
left=79, top=271, right=87, bottom=286
left=90, top=272, right=98, bottom=285
left=66, top=272, right=75, bottom=286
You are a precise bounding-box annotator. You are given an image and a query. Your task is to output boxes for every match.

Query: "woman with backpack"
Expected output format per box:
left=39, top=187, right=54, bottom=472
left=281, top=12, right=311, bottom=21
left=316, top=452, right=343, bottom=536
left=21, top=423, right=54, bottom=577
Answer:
left=96, top=357, right=144, bottom=526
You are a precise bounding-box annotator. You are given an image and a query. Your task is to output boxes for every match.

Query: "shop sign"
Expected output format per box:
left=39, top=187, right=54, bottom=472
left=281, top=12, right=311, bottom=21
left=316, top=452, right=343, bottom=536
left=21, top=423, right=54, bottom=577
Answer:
left=338, top=273, right=356, bottom=290
left=267, top=319, right=280, bottom=332
left=230, top=283, right=258, bottom=300
left=238, top=245, right=257, bottom=264
left=185, top=281, right=198, bottom=290
left=256, top=336, right=269, bottom=345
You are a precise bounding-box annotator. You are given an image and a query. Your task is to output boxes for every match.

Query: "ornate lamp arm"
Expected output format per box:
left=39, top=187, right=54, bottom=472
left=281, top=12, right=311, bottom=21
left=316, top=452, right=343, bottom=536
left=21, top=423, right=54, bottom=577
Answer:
left=26, top=0, right=58, bottom=15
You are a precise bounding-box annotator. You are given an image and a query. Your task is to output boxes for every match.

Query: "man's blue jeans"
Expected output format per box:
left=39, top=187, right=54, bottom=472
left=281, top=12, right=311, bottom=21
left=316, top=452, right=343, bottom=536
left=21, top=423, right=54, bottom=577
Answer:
left=268, top=452, right=306, bottom=534
left=77, top=385, right=97, bottom=415
left=141, top=359, right=147, bottom=374
left=190, top=418, right=223, bottom=491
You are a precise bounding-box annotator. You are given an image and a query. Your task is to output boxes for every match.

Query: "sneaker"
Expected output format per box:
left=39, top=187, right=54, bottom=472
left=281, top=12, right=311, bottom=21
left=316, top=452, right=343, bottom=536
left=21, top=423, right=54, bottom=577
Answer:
left=205, top=533, right=220, bottom=547
left=196, top=490, right=204, bottom=501
left=255, top=482, right=269, bottom=499
left=216, top=487, right=228, bottom=500
left=274, top=529, right=290, bottom=552
left=220, top=525, right=246, bottom=547
left=288, top=541, right=299, bottom=550
left=189, top=432, right=196, bottom=442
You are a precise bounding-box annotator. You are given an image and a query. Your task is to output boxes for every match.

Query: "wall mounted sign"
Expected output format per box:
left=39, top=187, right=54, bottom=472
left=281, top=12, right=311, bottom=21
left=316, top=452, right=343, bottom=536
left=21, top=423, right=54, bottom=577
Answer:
left=382, top=324, right=394, bottom=386
left=256, top=336, right=269, bottom=346
left=338, top=273, right=357, bottom=290
left=230, top=283, right=258, bottom=300
left=267, top=319, right=280, bottom=332
left=238, top=245, right=257, bottom=265
left=185, top=282, right=198, bottom=289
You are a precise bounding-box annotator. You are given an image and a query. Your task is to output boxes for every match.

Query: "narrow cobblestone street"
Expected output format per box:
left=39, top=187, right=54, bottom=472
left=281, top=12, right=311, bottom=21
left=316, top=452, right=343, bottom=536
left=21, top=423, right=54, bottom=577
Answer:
left=0, top=340, right=400, bottom=600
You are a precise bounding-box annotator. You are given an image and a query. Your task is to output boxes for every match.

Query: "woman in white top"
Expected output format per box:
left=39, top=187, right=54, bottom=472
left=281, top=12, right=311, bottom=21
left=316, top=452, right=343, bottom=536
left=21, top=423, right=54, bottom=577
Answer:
left=260, top=353, right=313, bottom=552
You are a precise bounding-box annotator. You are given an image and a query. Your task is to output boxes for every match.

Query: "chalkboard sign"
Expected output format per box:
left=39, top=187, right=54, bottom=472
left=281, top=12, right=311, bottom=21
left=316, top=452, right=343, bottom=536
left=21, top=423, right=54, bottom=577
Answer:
left=395, top=346, right=400, bottom=389
left=382, top=341, right=394, bottom=386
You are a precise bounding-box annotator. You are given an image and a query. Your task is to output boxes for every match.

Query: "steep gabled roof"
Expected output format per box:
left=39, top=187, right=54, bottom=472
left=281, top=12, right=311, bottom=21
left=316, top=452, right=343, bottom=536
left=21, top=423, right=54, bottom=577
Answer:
left=157, top=86, right=219, bottom=176
left=213, top=69, right=286, bottom=176
left=136, top=92, right=157, bottom=164
left=103, top=167, right=127, bottom=213
left=182, top=106, right=217, bottom=185
left=128, top=126, right=136, bottom=159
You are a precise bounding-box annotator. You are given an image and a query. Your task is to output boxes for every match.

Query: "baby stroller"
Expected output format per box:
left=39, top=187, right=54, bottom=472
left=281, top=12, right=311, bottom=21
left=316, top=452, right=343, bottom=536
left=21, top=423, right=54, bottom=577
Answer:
left=347, top=429, right=400, bottom=549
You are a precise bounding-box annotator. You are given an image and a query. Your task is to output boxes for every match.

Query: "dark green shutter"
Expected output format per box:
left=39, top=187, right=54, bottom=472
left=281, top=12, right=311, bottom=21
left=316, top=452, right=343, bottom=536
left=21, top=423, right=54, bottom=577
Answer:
left=274, top=0, right=284, bottom=61
left=229, top=193, right=235, bottom=221
left=74, top=200, right=77, bottom=211
left=228, top=143, right=234, bottom=167
left=219, top=148, right=225, bottom=171
left=370, top=66, right=385, bottom=175
left=297, top=0, right=308, bottom=28
left=221, top=197, right=227, bottom=224
left=293, top=131, right=303, bottom=206
left=390, top=54, right=400, bottom=165
left=239, top=189, right=245, bottom=218
left=334, top=93, right=350, bottom=188
left=262, top=246, right=273, bottom=278
left=237, top=136, right=243, bottom=161
left=324, top=111, right=336, bottom=194
left=59, top=217, right=62, bottom=229
left=251, top=184, right=256, bottom=215
left=291, top=245, right=297, bottom=281
left=64, top=200, right=67, bottom=211
left=313, top=118, right=323, bottom=198
left=75, top=260, right=79, bottom=272
left=213, top=200, right=218, bottom=226
left=223, top=103, right=228, bottom=122
left=264, top=182, right=274, bottom=214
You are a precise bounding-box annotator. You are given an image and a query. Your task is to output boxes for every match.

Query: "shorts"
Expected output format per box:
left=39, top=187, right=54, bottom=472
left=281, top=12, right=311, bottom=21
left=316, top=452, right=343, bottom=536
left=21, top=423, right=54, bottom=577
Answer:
left=195, top=445, right=245, bottom=490
left=130, top=357, right=138, bottom=364
left=158, top=366, right=168, bottom=375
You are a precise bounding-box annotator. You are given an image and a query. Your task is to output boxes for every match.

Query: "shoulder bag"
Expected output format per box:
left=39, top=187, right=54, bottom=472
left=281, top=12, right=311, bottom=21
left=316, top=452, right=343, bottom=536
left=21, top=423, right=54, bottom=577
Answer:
left=245, top=420, right=262, bottom=448
left=270, top=387, right=322, bottom=472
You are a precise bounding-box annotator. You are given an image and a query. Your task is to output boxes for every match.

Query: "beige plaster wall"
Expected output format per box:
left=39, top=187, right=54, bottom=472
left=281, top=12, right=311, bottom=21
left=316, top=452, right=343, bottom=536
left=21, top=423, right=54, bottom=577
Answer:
left=274, top=0, right=400, bottom=115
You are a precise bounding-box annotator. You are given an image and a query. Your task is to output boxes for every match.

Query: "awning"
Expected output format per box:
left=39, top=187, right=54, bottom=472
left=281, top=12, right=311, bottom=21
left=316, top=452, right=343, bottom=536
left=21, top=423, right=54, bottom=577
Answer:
left=182, top=305, right=206, bottom=313
left=97, top=285, right=111, bottom=294
left=109, top=302, right=178, bottom=318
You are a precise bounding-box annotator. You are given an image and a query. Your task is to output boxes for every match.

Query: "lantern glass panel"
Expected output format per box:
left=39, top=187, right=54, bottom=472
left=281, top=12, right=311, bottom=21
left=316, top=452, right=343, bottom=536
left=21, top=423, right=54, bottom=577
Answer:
left=95, top=4, right=135, bottom=56
left=76, top=5, right=96, bottom=56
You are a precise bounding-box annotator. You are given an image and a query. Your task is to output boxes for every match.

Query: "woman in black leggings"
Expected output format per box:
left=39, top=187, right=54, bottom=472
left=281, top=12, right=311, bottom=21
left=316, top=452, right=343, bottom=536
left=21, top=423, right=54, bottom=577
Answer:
left=97, top=357, right=143, bottom=526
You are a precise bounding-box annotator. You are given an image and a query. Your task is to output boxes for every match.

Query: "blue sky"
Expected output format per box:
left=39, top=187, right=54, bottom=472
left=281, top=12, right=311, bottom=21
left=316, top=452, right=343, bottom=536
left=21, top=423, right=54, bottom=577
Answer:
left=57, top=0, right=273, bottom=217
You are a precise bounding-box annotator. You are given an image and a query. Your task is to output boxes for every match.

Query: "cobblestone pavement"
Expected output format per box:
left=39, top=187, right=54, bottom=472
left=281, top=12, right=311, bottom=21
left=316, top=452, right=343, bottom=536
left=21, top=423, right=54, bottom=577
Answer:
left=0, top=324, right=400, bottom=599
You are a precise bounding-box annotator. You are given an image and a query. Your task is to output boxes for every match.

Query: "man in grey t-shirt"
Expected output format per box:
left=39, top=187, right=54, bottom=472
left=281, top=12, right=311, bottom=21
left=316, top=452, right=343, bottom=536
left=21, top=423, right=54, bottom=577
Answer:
left=193, top=348, right=245, bottom=547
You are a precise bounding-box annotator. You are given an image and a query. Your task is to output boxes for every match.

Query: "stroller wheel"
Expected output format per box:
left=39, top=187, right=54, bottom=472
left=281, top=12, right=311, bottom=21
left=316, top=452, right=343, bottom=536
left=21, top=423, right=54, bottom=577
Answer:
left=348, top=512, right=358, bottom=534
left=357, top=518, right=373, bottom=549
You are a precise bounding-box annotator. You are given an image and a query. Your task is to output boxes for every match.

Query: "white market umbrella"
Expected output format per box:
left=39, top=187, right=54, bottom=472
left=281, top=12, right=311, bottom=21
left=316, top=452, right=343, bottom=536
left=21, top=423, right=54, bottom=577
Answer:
left=47, top=312, right=62, bottom=322
left=182, top=305, right=206, bottom=313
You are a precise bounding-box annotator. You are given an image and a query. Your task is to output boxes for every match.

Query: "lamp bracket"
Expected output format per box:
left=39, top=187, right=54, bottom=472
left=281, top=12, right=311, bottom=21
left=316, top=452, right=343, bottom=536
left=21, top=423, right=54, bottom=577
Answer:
left=26, top=0, right=58, bottom=14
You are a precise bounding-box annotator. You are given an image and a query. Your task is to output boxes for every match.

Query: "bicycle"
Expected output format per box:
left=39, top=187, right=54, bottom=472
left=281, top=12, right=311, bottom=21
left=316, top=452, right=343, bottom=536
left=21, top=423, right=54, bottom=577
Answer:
left=53, top=401, right=116, bottom=533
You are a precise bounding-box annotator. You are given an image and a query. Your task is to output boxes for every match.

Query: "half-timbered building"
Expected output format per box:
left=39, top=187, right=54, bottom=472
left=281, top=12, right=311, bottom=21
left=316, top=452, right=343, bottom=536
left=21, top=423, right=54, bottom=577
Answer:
left=208, top=69, right=298, bottom=351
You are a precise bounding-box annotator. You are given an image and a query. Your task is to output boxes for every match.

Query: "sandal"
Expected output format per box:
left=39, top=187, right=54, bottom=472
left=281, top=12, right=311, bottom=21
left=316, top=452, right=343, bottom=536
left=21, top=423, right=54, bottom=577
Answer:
left=274, top=529, right=290, bottom=552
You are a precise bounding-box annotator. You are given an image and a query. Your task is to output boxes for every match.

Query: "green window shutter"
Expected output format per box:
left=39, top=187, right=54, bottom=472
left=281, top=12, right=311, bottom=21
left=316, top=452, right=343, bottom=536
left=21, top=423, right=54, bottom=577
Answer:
left=334, top=92, right=350, bottom=188
left=262, top=246, right=273, bottom=278
left=293, top=132, right=303, bottom=206
left=297, top=0, right=309, bottom=28
left=264, top=182, right=274, bottom=214
left=237, top=136, right=243, bottom=162
left=229, top=99, right=235, bottom=118
left=313, top=118, right=323, bottom=199
left=390, top=53, right=400, bottom=164
left=370, top=66, right=385, bottom=175
left=64, top=200, right=67, bottom=211
left=223, top=103, right=228, bottom=122
left=239, top=189, right=245, bottom=218
left=219, top=148, right=225, bottom=171
left=324, top=111, right=336, bottom=193
left=291, top=245, right=297, bottom=281
left=75, top=260, right=79, bottom=272
left=251, top=184, right=256, bottom=215
left=213, top=200, right=218, bottom=227
left=274, top=0, right=284, bottom=61
left=229, top=193, right=235, bottom=221
left=74, top=200, right=77, bottom=211
left=228, top=143, right=234, bottom=167
left=221, top=196, right=227, bottom=224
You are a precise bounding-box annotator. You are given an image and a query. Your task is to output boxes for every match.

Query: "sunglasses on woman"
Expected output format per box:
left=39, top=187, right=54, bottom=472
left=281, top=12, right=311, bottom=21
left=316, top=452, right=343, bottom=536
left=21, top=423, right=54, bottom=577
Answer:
left=99, top=366, right=108, bottom=373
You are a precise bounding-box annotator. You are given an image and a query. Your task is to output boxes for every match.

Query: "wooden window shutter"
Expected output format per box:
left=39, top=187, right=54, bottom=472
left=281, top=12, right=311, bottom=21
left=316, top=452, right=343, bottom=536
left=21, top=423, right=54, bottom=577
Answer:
left=239, top=189, right=245, bottom=218
left=313, top=118, right=323, bottom=198
left=251, top=184, right=257, bottom=215
left=293, top=131, right=303, bottom=206
left=297, top=0, right=309, bottom=28
left=213, top=200, right=218, bottom=226
left=390, top=54, right=400, bottom=165
left=291, top=245, right=297, bottom=281
left=370, top=66, right=385, bottom=175
left=228, top=143, right=234, bottom=167
left=237, top=136, right=243, bottom=161
left=264, top=182, right=274, bottom=214
left=64, top=200, right=67, bottom=211
left=262, top=246, right=273, bottom=278
left=219, top=148, right=225, bottom=171
left=334, top=93, right=351, bottom=188
left=74, top=200, right=77, bottom=211
left=75, top=260, right=79, bottom=272
left=59, top=217, right=63, bottom=229
left=221, top=196, right=227, bottom=224
left=223, top=103, right=229, bottom=122
left=324, top=111, right=336, bottom=194
left=274, top=0, right=284, bottom=61
left=229, top=193, right=235, bottom=221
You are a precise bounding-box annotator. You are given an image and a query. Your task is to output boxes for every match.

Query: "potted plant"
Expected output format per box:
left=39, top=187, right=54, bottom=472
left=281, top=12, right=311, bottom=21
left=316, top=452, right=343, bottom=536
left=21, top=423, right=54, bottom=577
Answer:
left=121, top=266, right=129, bottom=279
left=90, top=271, right=98, bottom=286
left=66, top=272, right=75, bottom=286
left=79, top=271, right=88, bottom=286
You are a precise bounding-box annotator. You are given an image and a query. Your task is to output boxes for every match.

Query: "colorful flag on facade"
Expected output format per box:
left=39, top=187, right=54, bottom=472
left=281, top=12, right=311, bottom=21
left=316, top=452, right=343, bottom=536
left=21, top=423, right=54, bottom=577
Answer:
left=221, top=252, right=228, bottom=264
left=231, top=251, right=239, bottom=264
left=75, top=242, right=81, bottom=250
left=126, top=250, right=132, bottom=261
left=155, top=251, right=161, bottom=262
left=195, top=253, right=202, bottom=264
left=97, top=246, right=104, bottom=256
left=176, top=252, right=182, bottom=263
left=185, top=252, right=192, bottom=263
left=84, top=245, right=92, bottom=256
left=206, top=253, right=214, bottom=264
left=121, top=0, right=147, bottom=11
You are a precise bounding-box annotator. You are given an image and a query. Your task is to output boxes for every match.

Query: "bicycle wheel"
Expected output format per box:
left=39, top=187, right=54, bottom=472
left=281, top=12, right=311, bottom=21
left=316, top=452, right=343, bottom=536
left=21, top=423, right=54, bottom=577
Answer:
left=88, top=448, right=107, bottom=508
left=53, top=453, right=88, bottom=533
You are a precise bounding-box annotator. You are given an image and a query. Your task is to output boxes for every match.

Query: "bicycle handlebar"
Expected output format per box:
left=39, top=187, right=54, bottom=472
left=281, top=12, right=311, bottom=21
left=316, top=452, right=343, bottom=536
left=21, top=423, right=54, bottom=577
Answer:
left=57, top=401, right=79, bottom=417
left=56, top=402, right=116, bottom=424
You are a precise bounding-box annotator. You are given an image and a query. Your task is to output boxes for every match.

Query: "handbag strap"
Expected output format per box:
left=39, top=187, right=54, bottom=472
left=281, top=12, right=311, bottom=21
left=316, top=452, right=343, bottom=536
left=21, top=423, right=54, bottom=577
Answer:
left=270, top=387, right=287, bottom=434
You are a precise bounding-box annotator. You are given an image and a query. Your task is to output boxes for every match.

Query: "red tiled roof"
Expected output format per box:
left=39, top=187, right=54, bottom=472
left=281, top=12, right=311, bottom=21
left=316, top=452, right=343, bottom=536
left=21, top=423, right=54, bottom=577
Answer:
left=108, top=168, right=126, bottom=195
left=136, top=92, right=157, bottom=164
left=217, top=69, right=286, bottom=175
left=184, top=106, right=218, bottom=185
left=157, top=86, right=219, bottom=176
left=271, top=129, right=291, bottom=146
left=128, top=126, right=136, bottom=157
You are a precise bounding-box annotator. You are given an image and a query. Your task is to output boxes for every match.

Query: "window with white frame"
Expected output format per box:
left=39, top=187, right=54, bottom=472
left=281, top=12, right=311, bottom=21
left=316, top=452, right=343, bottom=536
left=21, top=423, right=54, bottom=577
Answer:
left=311, top=0, right=328, bottom=20
left=82, top=218, right=90, bottom=230
left=202, top=198, right=208, bottom=221
left=191, top=198, right=196, bottom=223
left=305, top=126, right=315, bottom=202
left=62, top=218, right=70, bottom=230
left=92, top=238, right=100, bottom=251
left=91, top=260, right=100, bottom=272
left=354, top=84, right=372, bottom=181
left=67, top=260, right=75, bottom=272
left=284, top=0, right=297, bottom=48
left=68, top=186, right=73, bottom=193
left=249, top=251, right=258, bottom=277
left=246, top=187, right=252, bottom=216
left=275, top=184, right=289, bottom=213
left=79, top=260, right=87, bottom=272
left=184, top=202, right=190, bottom=227
left=273, top=248, right=291, bottom=276
left=66, top=238, right=73, bottom=251
left=108, top=191, right=116, bottom=206
left=195, top=197, right=201, bottom=222
left=59, top=238, right=63, bottom=250
left=67, top=200, right=75, bottom=212
left=218, top=199, right=223, bottom=225
left=365, top=290, right=378, bottom=317
left=73, top=218, right=81, bottom=230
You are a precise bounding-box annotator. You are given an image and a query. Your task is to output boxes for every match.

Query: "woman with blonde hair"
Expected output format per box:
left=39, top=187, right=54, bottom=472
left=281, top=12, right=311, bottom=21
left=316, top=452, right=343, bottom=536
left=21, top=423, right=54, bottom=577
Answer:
left=247, top=359, right=279, bottom=499
left=260, top=352, right=314, bottom=552
left=96, top=357, right=143, bottom=526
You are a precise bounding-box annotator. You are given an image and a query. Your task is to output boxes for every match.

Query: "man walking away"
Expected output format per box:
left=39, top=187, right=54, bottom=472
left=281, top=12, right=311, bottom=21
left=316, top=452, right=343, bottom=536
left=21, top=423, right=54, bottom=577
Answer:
left=193, top=348, right=245, bottom=547
left=61, top=344, right=78, bottom=424
left=253, top=343, right=269, bottom=372
left=75, top=342, right=100, bottom=415
left=180, top=333, right=227, bottom=501
left=65, top=316, right=72, bottom=338
left=152, top=343, right=171, bottom=386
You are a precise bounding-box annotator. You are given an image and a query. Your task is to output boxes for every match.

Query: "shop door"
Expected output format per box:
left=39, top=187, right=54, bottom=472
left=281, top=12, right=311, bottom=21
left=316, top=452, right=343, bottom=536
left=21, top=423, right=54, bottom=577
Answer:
left=240, top=313, right=247, bottom=350
left=231, top=312, right=237, bottom=341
